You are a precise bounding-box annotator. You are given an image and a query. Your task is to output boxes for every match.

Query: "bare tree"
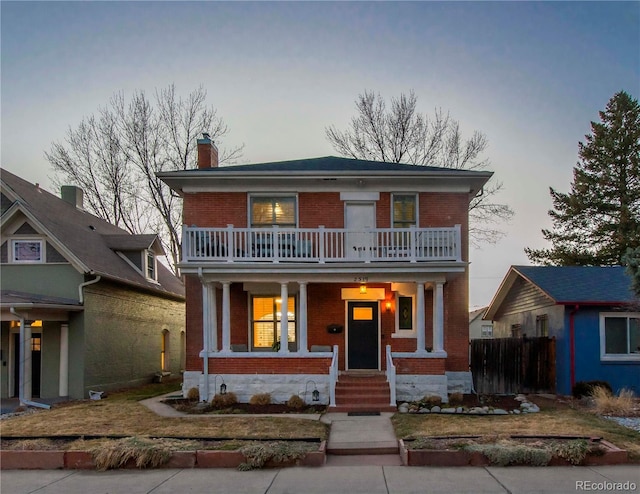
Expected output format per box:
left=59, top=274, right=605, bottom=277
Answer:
left=326, top=90, right=513, bottom=245
left=47, top=84, right=243, bottom=272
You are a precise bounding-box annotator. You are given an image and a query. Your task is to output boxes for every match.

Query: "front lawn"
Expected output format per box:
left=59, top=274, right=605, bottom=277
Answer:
left=392, top=396, right=640, bottom=462
left=0, top=380, right=328, bottom=441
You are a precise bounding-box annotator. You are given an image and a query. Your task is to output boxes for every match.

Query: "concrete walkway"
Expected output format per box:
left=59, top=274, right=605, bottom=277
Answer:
left=2, top=465, right=638, bottom=494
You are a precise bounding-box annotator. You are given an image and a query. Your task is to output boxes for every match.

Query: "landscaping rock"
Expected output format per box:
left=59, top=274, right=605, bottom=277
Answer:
left=431, top=405, right=441, bottom=413
left=441, top=407, right=456, bottom=414
left=418, top=408, right=430, bottom=414
left=492, top=409, right=508, bottom=415
left=399, top=403, right=410, bottom=413
left=456, top=407, right=463, bottom=413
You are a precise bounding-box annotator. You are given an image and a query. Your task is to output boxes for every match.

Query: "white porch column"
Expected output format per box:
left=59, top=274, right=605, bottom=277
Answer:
left=22, top=321, right=32, bottom=402
left=59, top=324, right=69, bottom=396
left=221, top=282, right=231, bottom=353
left=202, top=283, right=210, bottom=353
left=298, top=282, right=308, bottom=353
left=279, top=282, right=289, bottom=354
left=433, top=281, right=444, bottom=352
left=210, top=284, right=218, bottom=352
left=416, top=282, right=426, bottom=354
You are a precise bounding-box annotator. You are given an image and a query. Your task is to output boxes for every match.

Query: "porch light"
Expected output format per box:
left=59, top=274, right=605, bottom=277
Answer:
left=385, top=301, right=392, bottom=313
left=359, top=284, right=367, bottom=294
left=305, top=380, right=320, bottom=402
left=214, top=375, right=227, bottom=396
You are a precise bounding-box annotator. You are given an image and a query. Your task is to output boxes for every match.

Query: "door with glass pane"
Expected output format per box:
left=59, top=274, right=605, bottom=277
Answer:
left=347, top=302, right=379, bottom=369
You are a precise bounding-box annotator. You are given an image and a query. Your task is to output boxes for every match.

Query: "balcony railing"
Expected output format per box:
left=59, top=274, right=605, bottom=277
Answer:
left=182, top=224, right=461, bottom=263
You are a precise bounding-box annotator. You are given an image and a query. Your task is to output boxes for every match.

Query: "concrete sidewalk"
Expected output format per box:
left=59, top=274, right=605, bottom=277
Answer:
left=2, top=465, right=638, bottom=494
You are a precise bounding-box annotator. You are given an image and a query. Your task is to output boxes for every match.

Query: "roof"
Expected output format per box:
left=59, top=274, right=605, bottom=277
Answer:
left=1, top=169, right=184, bottom=300
left=181, top=156, right=475, bottom=174
left=158, top=155, right=493, bottom=197
left=469, top=306, right=488, bottom=323
left=485, top=265, right=636, bottom=320
left=0, top=290, right=83, bottom=309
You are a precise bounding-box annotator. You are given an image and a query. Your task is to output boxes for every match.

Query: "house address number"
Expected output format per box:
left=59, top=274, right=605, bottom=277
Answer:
left=354, top=276, right=368, bottom=282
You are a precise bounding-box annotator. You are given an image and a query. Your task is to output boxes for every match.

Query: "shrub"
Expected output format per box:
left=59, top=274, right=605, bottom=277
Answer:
left=238, top=441, right=315, bottom=470
left=420, top=395, right=442, bottom=408
left=448, top=392, right=464, bottom=406
left=249, top=393, right=271, bottom=406
left=572, top=380, right=612, bottom=398
left=592, top=386, right=635, bottom=415
left=211, top=392, right=238, bottom=409
left=552, top=439, right=589, bottom=465
left=186, top=387, right=200, bottom=401
left=92, top=437, right=172, bottom=471
left=286, top=394, right=305, bottom=409
left=466, top=440, right=551, bottom=466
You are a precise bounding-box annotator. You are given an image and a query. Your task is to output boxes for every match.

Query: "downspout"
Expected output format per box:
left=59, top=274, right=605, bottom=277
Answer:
left=569, top=304, right=579, bottom=392
left=198, top=268, right=209, bottom=402
left=9, top=307, right=50, bottom=409
left=78, top=275, right=102, bottom=304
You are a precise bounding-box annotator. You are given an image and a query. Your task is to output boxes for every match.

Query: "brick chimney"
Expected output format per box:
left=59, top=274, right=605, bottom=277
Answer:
left=197, top=132, right=219, bottom=169
left=61, top=185, right=84, bottom=209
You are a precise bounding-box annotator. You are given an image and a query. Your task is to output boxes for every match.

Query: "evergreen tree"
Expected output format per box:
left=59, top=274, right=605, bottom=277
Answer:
left=526, top=91, right=640, bottom=266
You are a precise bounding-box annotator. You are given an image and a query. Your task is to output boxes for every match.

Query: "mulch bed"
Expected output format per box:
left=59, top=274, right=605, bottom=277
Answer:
left=166, top=398, right=327, bottom=415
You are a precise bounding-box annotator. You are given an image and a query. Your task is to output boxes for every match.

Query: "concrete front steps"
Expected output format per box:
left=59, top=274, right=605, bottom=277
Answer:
left=329, top=372, right=397, bottom=414
left=325, top=372, right=400, bottom=463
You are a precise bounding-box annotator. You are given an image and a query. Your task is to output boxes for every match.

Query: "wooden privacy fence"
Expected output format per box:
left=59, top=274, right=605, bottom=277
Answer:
left=470, top=337, right=556, bottom=394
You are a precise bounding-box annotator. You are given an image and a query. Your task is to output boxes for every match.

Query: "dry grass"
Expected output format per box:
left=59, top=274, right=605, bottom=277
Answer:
left=592, top=386, right=636, bottom=416
left=392, top=396, right=640, bottom=462
left=1, top=381, right=327, bottom=441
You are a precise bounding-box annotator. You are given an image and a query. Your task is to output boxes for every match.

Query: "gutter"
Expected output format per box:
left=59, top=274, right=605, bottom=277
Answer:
left=569, top=304, right=580, bottom=391
left=78, top=275, right=102, bottom=304
left=9, top=307, right=50, bottom=409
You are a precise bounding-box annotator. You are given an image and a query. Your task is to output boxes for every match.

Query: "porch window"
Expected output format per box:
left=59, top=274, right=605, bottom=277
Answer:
left=251, top=296, right=296, bottom=350
left=250, top=196, right=296, bottom=227
left=600, top=313, right=640, bottom=360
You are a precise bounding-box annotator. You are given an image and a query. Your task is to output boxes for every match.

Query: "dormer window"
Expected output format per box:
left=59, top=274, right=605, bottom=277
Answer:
left=146, top=250, right=156, bottom=281
left=11, top=239, right=44, bottom=263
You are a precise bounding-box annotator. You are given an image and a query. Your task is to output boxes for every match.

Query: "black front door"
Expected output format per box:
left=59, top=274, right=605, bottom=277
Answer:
left=347, top=301, right=379, bottom=369
left=13, top=333, right=41, bottom=397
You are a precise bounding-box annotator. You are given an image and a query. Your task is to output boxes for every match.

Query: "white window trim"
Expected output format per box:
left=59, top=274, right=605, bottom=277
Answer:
left=247, top=193, right=299, bottom=228
left=391, top=193, right=419, bottom=228
left=10, top=238, right=45, bottom=263
left=145, top=249, right=158, bottom=281
left=392, top=292, right=417, bottom=338
left=599, top=312, right=640, bottom=362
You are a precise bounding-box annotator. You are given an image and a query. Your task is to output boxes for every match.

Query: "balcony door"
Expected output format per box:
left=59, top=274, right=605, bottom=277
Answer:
left=345, top=202, right=375, bottom=259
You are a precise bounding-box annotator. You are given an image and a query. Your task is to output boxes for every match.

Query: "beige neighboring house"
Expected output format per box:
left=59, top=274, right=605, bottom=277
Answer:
left=469, top=307, right=492, bottom=339
left=1, top=169, right=185, bottom=404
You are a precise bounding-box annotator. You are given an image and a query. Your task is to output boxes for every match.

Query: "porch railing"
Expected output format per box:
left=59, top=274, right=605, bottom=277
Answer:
left=329, top=345, right=338, bottom=407
left=385, top=345, right=396, bottom=407
left=182, top=225, right=461, bottom=263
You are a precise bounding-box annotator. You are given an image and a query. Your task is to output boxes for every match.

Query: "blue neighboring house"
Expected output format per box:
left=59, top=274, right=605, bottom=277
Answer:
left=484, top=266, right=639, bottom=395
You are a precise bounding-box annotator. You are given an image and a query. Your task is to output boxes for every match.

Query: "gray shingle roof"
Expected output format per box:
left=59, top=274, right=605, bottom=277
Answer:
left=1, top=169, right=184, bottom=300
left=175, top=156, right=490, bottom=175
left=513, top=265, right=635, bottom=304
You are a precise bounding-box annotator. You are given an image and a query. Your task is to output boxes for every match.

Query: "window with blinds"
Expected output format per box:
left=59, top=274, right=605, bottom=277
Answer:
left=250, top=196, right=296, bottom=227
left=251, top=296, right=296, bottom=350
left=392, top=194, right=417, bottom=228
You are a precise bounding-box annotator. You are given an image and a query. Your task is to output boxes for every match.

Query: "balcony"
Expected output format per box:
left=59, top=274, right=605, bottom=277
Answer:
left=182, top=225, right=461, bottom=264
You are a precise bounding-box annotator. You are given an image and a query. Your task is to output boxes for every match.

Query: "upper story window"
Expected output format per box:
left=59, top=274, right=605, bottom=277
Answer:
left=481, top=325, right=493, bottom=338
left=392, top=194, right=417, bottom=228
left=145, top=250, right=157, bottom=281
left=250, top=196, right=297, bottom=228
left=600, top=313, right=640, bottom=360
left=11, top=239, right=44, bottom=263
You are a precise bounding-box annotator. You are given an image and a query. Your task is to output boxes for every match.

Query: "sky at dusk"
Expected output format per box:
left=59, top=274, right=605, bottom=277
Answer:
left=2, top=1, right=639, bottom=308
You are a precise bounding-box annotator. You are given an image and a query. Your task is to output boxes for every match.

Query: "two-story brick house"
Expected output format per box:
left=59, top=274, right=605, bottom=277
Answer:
left=159, top=134, right=492, bottom=411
